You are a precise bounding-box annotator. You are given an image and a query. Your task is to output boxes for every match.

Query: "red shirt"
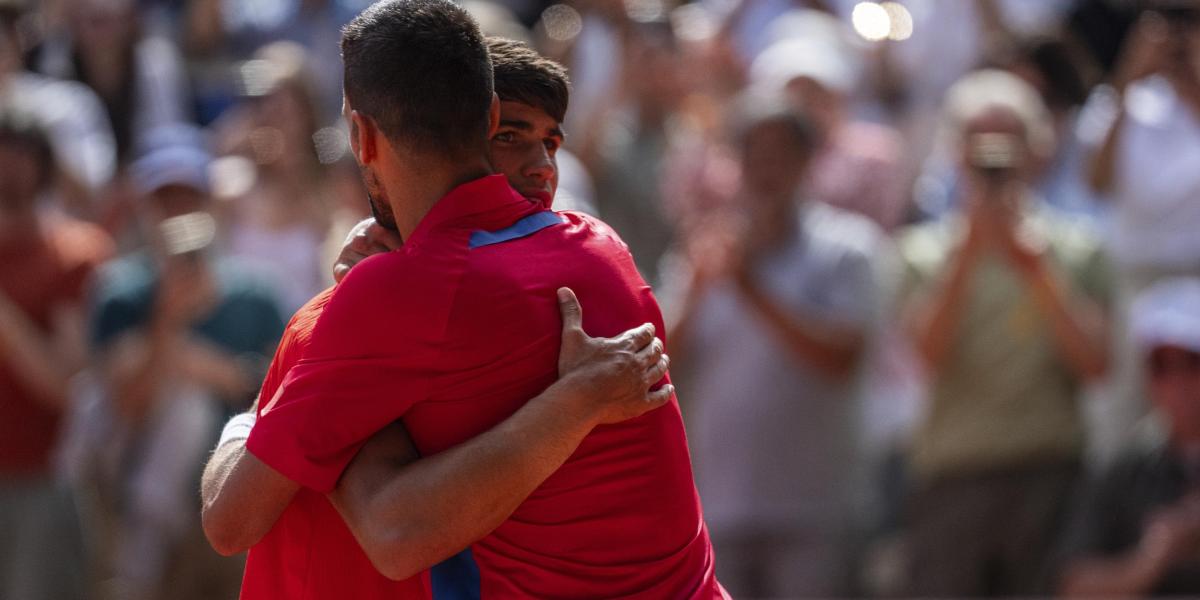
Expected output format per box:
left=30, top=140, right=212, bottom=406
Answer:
left=248, top=175, right=723, bottom=598
left=241, top=286, right=430, bottom=599
left=0, top=219, right=112, bottom=475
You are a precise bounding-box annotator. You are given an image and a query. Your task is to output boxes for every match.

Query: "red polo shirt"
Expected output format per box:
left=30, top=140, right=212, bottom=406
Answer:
left=240, top=286, right=431, bottom=600
left=248, top=175, right=723, bottom=598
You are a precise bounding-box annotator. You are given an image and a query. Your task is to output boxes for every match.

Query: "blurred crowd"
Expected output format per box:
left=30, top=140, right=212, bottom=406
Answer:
left=2, top=0, right=1200, bottom=598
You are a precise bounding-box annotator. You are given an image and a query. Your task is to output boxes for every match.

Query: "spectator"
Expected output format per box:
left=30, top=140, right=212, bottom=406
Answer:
left=1084, top=4, right=1200, bottom=289
left=0, top=1, right=115, bottom=212
left=584, top=21, right=687, bottom=287
left=667, top=95, right=879, bottom=598
left=33, top=0, right=191, bottom=163
left=751, top=12, right=909, bottom=232
left=0, top=106, right=113, bottom=600
left=210, top=41, right=333, bottom=314
left=897, top=69, right=1113, bottom=597
left=1058, top=277, right=1200, bottom=598
left=87, top=126, right=284, bottom=600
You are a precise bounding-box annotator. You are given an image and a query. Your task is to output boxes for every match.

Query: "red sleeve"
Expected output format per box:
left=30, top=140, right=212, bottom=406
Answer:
left=255, top=287, right=336, bottom=416
left=246, top=250, right=459, bottom=492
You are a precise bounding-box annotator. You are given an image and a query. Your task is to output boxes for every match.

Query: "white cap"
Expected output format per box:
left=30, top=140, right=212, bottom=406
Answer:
left=1132, top=277, right=1200, bottom=354
left=750, top=37, right=859, bottom=97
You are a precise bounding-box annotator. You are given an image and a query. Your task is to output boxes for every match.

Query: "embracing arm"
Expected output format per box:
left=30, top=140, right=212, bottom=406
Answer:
left=329, top=288, right=671, bottom=580
left=201, top=409, right=299, bottom=556
left=201, top=288, right=670, bottom=563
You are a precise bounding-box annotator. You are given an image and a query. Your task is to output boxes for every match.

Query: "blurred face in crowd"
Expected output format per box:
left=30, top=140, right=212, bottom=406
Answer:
left=740, top=118, right=810, bottom=204
left=629, top=36, right=685, bottom=116
left=70, top=0, right=135, bottom=52
left=148, top=184, right=208, bottom=223
left=783, top=76, right=841, bottom=136
left=1148, top=345, right=1200, bottom=445
left=490, top=100, right=562, bottom=206
left=0, top=139, right=44, bottom=214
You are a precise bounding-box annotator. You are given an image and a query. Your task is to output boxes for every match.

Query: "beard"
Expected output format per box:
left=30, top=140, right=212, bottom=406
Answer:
left=361, top=166, right=399, bottom=232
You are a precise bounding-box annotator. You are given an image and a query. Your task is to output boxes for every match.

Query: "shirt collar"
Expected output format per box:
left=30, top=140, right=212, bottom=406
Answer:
left=408, top=174, right=540, bottom=243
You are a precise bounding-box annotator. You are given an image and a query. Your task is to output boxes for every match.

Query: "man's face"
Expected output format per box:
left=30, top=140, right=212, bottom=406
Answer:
left=740, top=120, right=808, bottom=206
left=489, top=101, right=562, bottom=207
left=1148, top=345, right=1200, bottom=443
left=0, top=140, right=43, bottom=214
left=148, top=184, right=207, bottom=219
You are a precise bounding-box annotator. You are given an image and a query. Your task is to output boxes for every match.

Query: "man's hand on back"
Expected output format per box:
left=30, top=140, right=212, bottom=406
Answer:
left=333, top=218, right=404, bottom=283
left=553, top=287, right=673, bottom=425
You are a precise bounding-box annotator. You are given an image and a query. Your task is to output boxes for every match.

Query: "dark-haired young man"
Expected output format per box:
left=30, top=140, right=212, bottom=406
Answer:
left=201, top=23, right=722, bottom=598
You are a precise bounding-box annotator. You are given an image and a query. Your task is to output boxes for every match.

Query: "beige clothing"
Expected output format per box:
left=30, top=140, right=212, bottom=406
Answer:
left=899, top=208, right=1113, bottom=481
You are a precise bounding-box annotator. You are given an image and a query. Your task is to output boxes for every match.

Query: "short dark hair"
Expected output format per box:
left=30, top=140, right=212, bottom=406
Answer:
left=488, top=37, right=570, bottom=124
left=340, top=0, right=493, bottom=160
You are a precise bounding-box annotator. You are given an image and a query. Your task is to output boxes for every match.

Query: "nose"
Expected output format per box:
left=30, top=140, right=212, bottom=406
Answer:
left=524, top=148, right=555, bottom=184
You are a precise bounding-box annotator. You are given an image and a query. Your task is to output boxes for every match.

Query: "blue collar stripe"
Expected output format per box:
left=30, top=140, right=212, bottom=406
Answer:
left=469, top=211, right=565, bottom=249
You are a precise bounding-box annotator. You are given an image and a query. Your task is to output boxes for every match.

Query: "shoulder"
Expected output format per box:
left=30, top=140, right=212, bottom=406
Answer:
left=307, top=248, right=463, bottom=359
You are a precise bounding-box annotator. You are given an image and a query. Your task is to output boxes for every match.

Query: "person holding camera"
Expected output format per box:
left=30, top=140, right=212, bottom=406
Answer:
left=88, top=125, right=284, bottom=600
left=896, top=69, right=1114, bottom=597
left=1085, top=2, right=1200, bottom=289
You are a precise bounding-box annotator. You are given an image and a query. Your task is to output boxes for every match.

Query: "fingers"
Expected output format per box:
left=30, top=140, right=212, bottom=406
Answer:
left=557, top=287, right=583, bottom=334
left=333, top=264, right=351, bottom=283
left=645, top=384, right=675, bottom=410
left=366, top=222, right=404, bottom=251
left=645, top=351, right=670, bottom=384
left=621, top=322, right=656, bottom=351
left=634, top=337, right=664, bottom=368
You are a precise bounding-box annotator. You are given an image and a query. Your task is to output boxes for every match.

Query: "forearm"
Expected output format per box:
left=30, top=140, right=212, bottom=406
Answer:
left=1086, top=87, right=1126, bottom=196
left=737, top=275, right=862, bottom=378
left=908, top=250, right=976, bottom=371
left=0, top=296, right=80, bottom=408
left=1027, top=264, right=1109, bottom=380
left=109, top=326, right=178, bottom=420
left=330, top=380, right=600, bottom=580
left=201, top=422, right=300, bottom=555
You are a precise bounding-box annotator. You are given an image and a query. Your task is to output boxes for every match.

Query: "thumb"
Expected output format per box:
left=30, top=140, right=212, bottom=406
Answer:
left=557, top=287, right=583, bottom=334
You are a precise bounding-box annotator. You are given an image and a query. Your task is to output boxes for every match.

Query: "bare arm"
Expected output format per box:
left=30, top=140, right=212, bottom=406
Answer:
left=1087, top=14, right=1168, bottom=195
left=1021, top=259, right=1109, bottom=381
left=0, top=291, right=87, bottom=409
left=201, top=431, right=299, bottom=555
left=735, top=269, right=864, bottom=379
left=906, top=224, right=985, bottom=372
left=328, top=288, right=671, bottom=580
left=201, top=288, right=670, bottom=562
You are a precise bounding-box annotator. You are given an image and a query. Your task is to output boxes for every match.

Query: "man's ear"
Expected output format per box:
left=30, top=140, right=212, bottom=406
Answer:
left=487, top=93, right=501, bottom=139
left=349, top=110, right=377, bottom=165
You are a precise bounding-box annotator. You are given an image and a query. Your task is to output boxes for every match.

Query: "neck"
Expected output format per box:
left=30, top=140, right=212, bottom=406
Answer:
left=386, top=154, right=493, bottom=240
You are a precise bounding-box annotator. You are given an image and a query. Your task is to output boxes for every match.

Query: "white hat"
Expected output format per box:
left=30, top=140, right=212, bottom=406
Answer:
left=1131, top=277, right=1200, bottom=354
left=750, top=37, right=858, bottom=97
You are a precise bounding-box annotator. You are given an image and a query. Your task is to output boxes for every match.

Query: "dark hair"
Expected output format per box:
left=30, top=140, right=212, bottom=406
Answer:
left=488, top=37, right=569, bottom=124
left=340, top=0, right=493, bottom=160
left=0, top=106, right=54, bottom=190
